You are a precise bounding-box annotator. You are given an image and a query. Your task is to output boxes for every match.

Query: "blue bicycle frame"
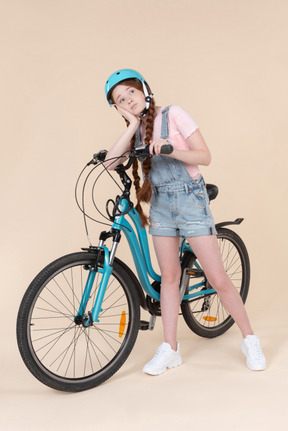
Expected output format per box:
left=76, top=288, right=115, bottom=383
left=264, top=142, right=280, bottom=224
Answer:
left=75, top=195, right=216, bottom=327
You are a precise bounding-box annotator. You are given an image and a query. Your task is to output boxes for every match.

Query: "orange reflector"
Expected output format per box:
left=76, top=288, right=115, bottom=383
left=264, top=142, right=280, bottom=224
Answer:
left=203, top=316, right=217, bottom=322
left=119, top=311, right=126, bottom=338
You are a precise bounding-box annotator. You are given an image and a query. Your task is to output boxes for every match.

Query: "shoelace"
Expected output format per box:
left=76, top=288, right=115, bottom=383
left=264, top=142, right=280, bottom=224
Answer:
left=150, top=346, right=170, bottom=364
left=248, top=339, right=263, bottom=359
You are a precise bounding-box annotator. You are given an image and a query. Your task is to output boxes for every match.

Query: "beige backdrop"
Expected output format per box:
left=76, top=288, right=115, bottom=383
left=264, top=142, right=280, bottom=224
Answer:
left=1, top=0, right=288, bottom=430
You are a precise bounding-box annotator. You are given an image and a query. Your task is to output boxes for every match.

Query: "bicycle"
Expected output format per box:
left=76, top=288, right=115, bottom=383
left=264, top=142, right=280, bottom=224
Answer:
left=16, top=145, right=250, bottom=392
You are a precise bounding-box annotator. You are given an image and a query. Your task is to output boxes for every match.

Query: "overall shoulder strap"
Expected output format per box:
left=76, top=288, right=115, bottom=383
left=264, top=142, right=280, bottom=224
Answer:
left=134, top=125, right=142, bottom=148
left=160, top=106, right=170, bottom=139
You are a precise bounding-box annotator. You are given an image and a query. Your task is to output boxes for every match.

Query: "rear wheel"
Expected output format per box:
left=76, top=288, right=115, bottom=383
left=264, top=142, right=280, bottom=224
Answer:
left=17, top=252, right=140, bottom=392
left=181, top=228, right=250, bottom=338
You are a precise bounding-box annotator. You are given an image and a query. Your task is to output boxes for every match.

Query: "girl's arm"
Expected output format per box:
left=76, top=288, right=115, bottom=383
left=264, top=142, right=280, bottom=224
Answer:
left=103, top=107, right=140, bottom=170
left=149, top=129, right=211, bottom=166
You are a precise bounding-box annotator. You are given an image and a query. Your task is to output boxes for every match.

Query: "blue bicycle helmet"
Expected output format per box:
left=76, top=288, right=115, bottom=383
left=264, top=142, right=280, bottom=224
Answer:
left=105, top=69, right=153, bottom=113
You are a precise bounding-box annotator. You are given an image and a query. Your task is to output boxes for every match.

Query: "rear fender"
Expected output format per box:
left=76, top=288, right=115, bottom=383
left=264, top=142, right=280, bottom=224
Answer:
left=215, top=218, right=244, bottom=230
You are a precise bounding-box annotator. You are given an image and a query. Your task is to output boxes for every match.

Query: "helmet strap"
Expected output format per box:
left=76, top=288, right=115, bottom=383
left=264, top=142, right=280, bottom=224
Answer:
left=138, top=81, right=153, bottom=117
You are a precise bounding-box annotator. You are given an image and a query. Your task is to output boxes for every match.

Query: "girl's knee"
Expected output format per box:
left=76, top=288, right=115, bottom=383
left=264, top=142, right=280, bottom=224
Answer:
left=161, top=267, right=181, bottom=286
left=208, top=272, right=231, bottom=294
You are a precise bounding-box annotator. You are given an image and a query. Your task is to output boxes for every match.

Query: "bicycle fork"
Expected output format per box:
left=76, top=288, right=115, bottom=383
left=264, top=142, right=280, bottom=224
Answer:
left=74, top=229, right=121, bottom=327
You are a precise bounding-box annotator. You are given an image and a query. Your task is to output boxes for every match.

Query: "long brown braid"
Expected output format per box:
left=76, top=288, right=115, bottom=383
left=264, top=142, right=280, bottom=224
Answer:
left=112, top=80, right=155, bottom=226
left=132, top=98, right=155, bottom=226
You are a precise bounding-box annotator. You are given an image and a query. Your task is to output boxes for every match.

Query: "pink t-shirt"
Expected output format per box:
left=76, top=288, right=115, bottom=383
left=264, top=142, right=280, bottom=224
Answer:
left=141, top=105, right=200, bottom=178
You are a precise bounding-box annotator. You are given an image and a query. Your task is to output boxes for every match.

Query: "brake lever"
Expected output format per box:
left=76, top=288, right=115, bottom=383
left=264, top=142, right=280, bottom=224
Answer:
left=87, top=150, right=108, bottom=166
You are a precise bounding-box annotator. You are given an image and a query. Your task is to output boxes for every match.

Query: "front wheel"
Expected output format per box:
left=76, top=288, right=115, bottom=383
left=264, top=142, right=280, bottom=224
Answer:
left=17, top=252, right=140, bottom=392
left=181, top=228, right=250, bottom=338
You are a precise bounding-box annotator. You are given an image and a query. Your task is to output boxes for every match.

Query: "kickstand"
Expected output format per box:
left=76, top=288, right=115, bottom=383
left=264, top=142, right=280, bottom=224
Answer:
left=149, top=315, right=157, bottom=330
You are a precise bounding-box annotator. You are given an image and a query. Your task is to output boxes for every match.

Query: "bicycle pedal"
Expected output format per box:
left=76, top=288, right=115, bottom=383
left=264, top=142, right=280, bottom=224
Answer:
left=185, top=268, right=204, bottom=277
left=139, top=320, right=149, bottom=330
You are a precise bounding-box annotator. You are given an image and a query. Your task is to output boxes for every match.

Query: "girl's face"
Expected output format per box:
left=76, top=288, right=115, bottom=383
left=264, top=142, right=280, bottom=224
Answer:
left=111, top=84, right=146, bottom=116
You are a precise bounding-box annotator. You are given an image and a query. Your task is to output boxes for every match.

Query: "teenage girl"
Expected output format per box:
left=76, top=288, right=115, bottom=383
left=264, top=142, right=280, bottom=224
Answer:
left=104, top=69, right=266, bottom=375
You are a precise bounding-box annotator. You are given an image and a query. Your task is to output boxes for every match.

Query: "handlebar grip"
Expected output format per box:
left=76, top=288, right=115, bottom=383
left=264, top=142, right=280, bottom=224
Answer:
left=159, top=144, right=173, bottom=155
left=87, top=150, right=108, bottom=166
left=133, top=143, right=174, bottom=158
left=94, top=150, right=107, bottom=161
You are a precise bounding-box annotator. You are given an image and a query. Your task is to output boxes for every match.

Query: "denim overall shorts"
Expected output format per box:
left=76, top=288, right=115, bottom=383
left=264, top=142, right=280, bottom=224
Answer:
left=135, top=106, right=217, bottom=238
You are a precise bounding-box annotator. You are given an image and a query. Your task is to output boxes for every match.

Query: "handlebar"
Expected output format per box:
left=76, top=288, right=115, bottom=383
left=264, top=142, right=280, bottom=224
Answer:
left=133, top=143, right=174, bottom=158
left=87, top=150, right=108, bottom=166
left=76, top=143, right=173, bottom=234
left=117, top=143, right=173, bottom=173
left=88, top=143, right=173, bottom=168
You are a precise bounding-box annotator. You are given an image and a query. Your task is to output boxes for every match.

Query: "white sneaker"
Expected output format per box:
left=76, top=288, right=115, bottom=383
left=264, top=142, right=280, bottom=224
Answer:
left=241, top=335, right=266, bottom=371
left=143, top=342, right=182, bottom=375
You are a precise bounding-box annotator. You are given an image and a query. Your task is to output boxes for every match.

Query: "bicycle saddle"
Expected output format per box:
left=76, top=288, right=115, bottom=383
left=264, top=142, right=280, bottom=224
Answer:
left=206, top=184, right=218, bottom=201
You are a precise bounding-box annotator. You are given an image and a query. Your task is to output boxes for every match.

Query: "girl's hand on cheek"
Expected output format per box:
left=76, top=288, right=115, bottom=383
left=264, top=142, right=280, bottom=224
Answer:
left=115, top=106, right=140, bottom=125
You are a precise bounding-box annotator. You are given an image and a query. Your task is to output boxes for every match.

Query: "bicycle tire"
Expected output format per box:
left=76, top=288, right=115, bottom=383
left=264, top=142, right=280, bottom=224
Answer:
left=16, top=252, right=140, bottom=392
left=181, top=228, right=250, bottom=338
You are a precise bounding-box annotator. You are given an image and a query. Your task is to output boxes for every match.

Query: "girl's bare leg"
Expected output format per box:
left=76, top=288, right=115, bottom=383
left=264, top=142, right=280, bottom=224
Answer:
left=186, top=235, right=254, bottom=338
left=152, top=236, right=181, bottom=351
